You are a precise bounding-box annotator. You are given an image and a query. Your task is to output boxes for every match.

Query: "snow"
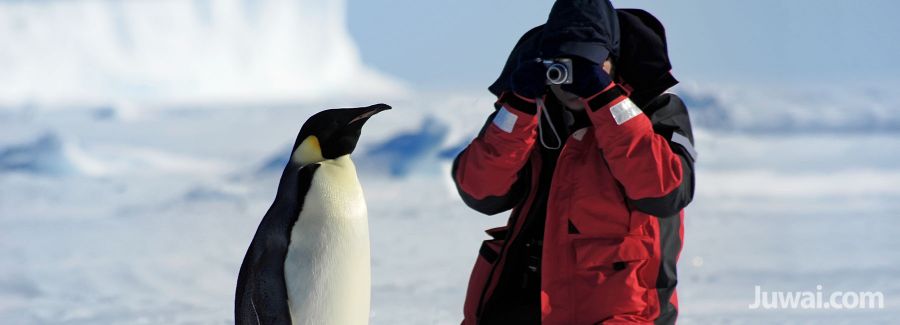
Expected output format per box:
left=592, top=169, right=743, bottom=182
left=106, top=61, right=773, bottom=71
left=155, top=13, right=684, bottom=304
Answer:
left=1, top=0, right=898, bottom=323
left=0, top=0, right=407, bottom=106
left=0, top=133, right=104, bottom=176
left=678, top=83, right=900, bottom=134
left=2, top=86, right=900, bottom=324
left=357, top=116, right=452, bottom=177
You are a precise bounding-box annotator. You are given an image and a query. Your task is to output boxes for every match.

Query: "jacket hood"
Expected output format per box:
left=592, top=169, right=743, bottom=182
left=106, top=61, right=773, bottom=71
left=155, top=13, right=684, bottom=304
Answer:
left=488, top=25, right=544, bottom=99
left=615, top=9, right=679, bottom=108
left=541, top=0, right=620, bottom=64
left=489, top=8, right=678, bottom=108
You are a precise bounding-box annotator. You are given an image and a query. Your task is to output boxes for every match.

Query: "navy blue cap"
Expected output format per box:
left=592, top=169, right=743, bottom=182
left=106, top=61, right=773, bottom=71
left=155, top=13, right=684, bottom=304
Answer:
left=540, top=0, right=620, bottom=64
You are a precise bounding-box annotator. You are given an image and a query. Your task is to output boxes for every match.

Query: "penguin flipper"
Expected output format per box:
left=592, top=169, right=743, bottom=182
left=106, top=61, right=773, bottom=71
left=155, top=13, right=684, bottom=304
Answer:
left=250, top=248, right=293, bottom=324
left=235, top=242, right=260, bottom=324
left=236, top=163, right=321, bottom=324
left=236, top=226, right=294, bottom=324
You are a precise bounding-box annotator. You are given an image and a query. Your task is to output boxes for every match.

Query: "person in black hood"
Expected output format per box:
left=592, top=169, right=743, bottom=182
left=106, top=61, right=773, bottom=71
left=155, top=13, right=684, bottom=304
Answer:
left=454, top=1, right=695, bottom=324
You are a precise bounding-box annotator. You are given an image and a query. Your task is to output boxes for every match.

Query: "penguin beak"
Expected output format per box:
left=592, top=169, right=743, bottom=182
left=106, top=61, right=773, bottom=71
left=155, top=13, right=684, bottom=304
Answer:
left=348, top=103, right=391, bottom=125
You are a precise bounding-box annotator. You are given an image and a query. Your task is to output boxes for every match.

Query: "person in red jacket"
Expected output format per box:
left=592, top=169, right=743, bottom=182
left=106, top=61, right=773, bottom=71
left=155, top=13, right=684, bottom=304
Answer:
left=452, top=2, right=696, bottom=324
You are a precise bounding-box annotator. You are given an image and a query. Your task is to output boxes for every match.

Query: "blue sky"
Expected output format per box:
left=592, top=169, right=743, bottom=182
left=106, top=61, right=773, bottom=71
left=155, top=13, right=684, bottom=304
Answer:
left=348, top=0, right=900, bottom=90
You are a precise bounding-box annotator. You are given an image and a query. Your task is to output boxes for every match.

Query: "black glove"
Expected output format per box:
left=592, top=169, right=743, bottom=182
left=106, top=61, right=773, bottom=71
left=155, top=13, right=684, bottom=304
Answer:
left=560, top=56, right=614, bottom=98
left=510, top=59, right=547, bottom=100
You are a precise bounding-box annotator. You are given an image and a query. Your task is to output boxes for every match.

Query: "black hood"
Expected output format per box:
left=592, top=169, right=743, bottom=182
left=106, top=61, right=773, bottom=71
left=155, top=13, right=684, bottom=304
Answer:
left=488, top=25, right=544, bottom=99
left=489, top=8, right=678, bottom=108
left=615, top=9, right=679, bottom=108
left=541, top=0, right=620, bottom=64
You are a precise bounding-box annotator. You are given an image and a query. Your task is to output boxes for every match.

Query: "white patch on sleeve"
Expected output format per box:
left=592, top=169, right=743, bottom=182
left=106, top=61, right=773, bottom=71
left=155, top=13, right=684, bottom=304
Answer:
left=609, top=99, right=643, bottom=125
left=671, top=132, right=698, bottom=161
left=572, top=128, right=588, bottom=141
left=492, top=107, right=518, bottom=133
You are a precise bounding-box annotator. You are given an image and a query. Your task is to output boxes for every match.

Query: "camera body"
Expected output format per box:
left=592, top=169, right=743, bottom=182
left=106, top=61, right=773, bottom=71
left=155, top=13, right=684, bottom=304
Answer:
left=541, top=58, right=573, bottom=85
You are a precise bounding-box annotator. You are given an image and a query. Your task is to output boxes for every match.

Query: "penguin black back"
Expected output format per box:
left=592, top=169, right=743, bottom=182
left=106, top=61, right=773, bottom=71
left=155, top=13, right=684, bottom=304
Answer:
left=235, top=162, right=320, bottom=324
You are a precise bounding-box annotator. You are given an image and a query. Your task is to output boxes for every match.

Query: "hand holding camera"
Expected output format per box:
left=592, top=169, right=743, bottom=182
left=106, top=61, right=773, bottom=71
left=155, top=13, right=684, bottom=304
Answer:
left=510, top=60, right=547, bottom=100
left=511, top=56, right=614, bottom=102
left=557, top=56, right=613, bottom=99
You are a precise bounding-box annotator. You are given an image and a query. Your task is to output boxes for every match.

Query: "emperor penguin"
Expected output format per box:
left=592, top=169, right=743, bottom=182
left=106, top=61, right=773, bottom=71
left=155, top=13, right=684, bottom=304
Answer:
left=235, top=104, right=391, bottom=325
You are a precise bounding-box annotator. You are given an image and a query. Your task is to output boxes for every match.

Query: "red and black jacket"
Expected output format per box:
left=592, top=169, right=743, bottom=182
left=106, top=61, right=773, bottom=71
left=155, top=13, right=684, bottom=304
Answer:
left=452, top=9, right=695, bottom=324
left=453, top=85, right=694, bottom=324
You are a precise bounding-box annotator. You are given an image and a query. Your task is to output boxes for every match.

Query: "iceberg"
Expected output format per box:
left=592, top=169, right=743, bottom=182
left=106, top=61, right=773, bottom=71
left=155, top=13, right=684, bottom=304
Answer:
left=0, top=0, right=406, bottom=106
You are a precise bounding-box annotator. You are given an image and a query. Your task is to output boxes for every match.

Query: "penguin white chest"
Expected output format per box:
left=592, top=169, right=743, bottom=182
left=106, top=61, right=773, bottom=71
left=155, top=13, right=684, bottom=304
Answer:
left=284, top=155, right=371, bottom=325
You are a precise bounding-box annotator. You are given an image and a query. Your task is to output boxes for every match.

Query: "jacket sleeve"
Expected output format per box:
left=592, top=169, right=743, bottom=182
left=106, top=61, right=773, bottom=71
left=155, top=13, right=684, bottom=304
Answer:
left=451, top=93, right=539, bottom=215
left=583, top=86, right=697, bottom=217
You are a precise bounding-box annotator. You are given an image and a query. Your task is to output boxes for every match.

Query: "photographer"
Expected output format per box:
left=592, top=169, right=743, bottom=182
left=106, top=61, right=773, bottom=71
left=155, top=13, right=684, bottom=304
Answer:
left=452, top=1, right=696, bottom=324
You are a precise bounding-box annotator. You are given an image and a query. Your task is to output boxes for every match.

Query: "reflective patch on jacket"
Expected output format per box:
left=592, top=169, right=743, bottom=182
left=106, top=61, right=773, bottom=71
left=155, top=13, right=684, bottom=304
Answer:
left=610, top=98, right=643, bottom=125
left=492, top=107, right=519, bottom=133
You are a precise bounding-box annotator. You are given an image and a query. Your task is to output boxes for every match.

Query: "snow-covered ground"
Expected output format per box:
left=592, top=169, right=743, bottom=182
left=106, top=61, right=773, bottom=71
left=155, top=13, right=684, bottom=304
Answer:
left=1, top=86, right=899, bottom=324
left=2, top=0, right=899, bottom=324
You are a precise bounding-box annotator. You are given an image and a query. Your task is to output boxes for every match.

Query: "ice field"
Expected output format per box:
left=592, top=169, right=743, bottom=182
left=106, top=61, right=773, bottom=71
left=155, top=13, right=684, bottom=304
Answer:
left=2, top=0, right=899, bottom=323
left=2, top=86, right=900, bottom=324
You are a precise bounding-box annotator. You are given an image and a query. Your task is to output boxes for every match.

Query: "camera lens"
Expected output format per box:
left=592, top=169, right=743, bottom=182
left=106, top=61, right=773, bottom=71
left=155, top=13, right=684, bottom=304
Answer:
left=546, top=64, right=568, bottom=85
left=547, top=68, right=562, bottom=81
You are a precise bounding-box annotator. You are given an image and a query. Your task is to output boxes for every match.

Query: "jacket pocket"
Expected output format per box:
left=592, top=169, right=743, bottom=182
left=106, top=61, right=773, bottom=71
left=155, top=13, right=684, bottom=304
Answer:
left=462, top=227, right=508, bottom=321
left=573, top=235, right=652, bottom=271
left=570, top=235, right=654, bottom=321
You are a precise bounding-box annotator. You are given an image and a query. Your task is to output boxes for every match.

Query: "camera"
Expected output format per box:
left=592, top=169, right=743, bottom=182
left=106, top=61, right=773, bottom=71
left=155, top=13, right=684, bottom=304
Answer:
left=541, top=58, right=573, bottom=85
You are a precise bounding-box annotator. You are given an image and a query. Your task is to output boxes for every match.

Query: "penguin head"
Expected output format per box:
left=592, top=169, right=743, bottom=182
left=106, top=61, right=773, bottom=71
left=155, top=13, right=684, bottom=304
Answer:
left=291, top=103, right=391, bottom=165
